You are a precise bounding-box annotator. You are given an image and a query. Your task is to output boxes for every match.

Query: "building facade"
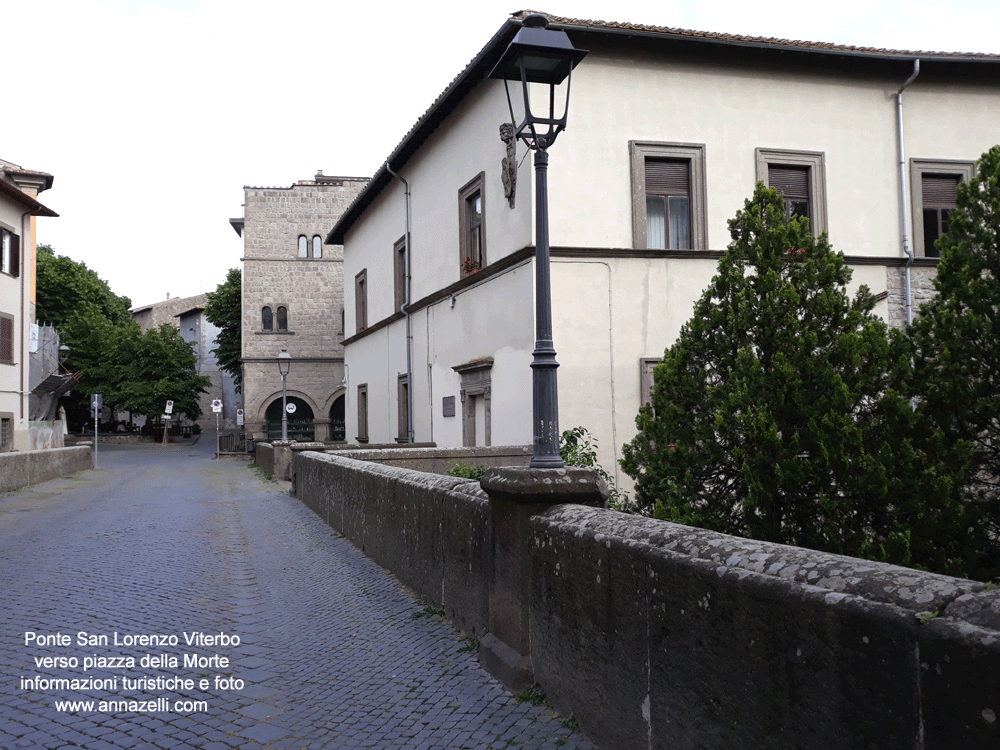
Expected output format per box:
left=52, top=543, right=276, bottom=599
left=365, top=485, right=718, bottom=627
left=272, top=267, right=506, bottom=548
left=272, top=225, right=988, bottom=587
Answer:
left=0, top=159, right=57, bottom=452
left=131, top=294, right=238, bottom=429
left=231, top=173, right=367, bottom=441
left=328, top=13, right=1000, bottom=487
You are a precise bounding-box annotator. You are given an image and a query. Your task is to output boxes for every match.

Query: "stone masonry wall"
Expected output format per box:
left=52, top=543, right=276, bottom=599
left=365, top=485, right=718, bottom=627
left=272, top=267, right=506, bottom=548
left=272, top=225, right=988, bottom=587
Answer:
left=240, top=176, right=367, bottom=437
left=293, top=453, right=1000, bottom=750
left=885, top=264, right=939, bottom=329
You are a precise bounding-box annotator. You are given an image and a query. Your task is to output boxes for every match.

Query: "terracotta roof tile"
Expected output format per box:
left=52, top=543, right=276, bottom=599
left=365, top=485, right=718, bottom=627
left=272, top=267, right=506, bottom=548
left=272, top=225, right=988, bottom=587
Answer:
left=512, top=9, right=1000, bottom=60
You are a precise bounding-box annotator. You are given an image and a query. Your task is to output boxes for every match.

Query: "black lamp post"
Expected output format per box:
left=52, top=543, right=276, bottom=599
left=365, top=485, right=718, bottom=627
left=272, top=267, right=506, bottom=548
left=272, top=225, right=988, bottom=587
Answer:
left=490, top=14, right=587, bottom=468
left=277, top=349, right=291, bottom=440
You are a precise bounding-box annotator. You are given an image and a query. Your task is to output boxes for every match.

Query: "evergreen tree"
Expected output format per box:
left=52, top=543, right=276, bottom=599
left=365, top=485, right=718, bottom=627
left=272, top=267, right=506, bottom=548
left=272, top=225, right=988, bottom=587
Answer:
left=906, top=145, right=1000, bottom=579
left=204, top=268, right=242, bottom=393
left=621, top=184, right=917, bottom=560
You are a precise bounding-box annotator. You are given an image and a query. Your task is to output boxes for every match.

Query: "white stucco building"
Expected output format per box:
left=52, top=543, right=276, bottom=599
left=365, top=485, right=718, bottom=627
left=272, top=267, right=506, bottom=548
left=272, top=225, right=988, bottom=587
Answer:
left=0, top=159, right=57, bottom=453
left=328, top=12, right=1000, bottom=484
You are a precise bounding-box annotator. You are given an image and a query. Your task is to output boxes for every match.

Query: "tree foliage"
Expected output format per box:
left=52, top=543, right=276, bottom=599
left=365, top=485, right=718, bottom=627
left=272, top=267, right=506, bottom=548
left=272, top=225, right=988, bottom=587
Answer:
left=904, top=145, right=1000, bottom=579
left=36, top=245, right=132, bottom=329
left=621, top=184, right=966, bottom=571
left=108, top=324, right=210, bottom=420
left=36, top=246, right=209, bottom=423
left=204, top=268, right=242, bottom=393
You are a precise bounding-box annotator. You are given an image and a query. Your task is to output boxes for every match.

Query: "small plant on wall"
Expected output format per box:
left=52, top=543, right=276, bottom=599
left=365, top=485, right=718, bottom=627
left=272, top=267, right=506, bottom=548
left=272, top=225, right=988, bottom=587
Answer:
left=461, top=256, right=482, bottom=275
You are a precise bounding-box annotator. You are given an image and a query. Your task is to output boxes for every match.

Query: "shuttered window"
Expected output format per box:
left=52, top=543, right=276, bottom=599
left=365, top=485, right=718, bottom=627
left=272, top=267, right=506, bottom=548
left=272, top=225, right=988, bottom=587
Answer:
left=645, top=159, right=691, bottom=250
left=0, top=229, right=18, bottom=277
left=768, top=165, right=810, bottom=221
left=0, top=315, right=13, bottom=364
left=921, top=174, right=961, bottom=258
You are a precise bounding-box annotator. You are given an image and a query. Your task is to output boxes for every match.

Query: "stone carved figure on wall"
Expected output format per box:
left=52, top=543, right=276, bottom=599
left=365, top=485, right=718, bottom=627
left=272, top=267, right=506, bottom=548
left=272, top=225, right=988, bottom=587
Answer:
left=500, top=123, right=517, bottom=209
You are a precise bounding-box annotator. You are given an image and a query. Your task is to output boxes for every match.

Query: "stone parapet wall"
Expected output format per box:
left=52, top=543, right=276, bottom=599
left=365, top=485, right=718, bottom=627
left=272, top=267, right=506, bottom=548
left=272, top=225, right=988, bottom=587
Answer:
left=294, top=452, right=490, bottom=638
left=0, top=446, right=93, bottom=493
left=531, top=506, right=999, bottom=750
left=293, top=454, right=1000, bottom=750
left=326, top=445, right=532, bottom=474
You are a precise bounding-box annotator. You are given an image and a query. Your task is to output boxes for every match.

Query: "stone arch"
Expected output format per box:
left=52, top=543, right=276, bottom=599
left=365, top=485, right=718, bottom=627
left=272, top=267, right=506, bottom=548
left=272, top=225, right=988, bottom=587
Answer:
left=261, top=390, right=319, bottom=440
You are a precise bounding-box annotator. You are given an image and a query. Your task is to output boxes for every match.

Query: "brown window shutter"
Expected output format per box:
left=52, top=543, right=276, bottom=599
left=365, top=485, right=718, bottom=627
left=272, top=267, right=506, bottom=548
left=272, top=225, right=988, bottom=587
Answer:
left=768, top=165, right=809, bottom=200
left=0, top=317, right=13, bottom=363
left=646, top=160, right=690, bottom=196
left=9, top=233, right=19, bottom=278
left=922, top=174, right=960, bottom=206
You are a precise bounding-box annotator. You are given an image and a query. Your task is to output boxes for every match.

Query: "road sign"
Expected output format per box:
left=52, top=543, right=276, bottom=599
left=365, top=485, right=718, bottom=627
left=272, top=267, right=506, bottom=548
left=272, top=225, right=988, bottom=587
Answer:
left=236, top=409, right=244, bottom=426
left=211, top=399, right=223, bottom=413
left=91, top=394, right=102, bottom=411
left=165, top=400, right=174, bottom=415
left=285, top=402, right=296, bottom=414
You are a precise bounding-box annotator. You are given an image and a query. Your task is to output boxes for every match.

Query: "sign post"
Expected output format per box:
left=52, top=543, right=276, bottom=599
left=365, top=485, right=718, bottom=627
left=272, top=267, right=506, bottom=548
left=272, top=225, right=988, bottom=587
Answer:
left=91, top=394, right=102, bottom=464
left=162, top=400, right=173, bottom=446
left=211, top=399, right=223, bottom=457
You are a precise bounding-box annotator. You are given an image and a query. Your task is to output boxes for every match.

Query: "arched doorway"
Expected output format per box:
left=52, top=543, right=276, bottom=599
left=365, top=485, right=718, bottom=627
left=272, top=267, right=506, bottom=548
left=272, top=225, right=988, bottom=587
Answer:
left=265, top=396, right=314, bottom=440
left=329, top=395, right=345, bottom=441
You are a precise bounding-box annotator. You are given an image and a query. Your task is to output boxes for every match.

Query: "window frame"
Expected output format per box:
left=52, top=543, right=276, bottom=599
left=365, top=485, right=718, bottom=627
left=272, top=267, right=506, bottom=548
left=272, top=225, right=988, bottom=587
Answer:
left=397, top=373, right=409, bottom=443
left=356, top=384, right=368, bottom=443
left=458, top=172, right=486, bottom=276
left=261, top=306, right=273, bottom=332
left=909, top=158, right=976, bottom=258
left=640, top=357, right=662, bottom=406
left=298, top=235, right=308, bottom=258
left=0, top=412, right=13, bottom=452
left=0, top=228, right=19, bottom=277
left=755, top=148, right=827, bottom=236
left=393, top=235, right=407, bottom=314
left=275, top=305, right=288, bottom=331
left=312, top=235, right=323, bottom=259
left=630, top=141, right=707, bottom=251
left=355, top=269, right=367, bottom=333
left=0, top=313, right=14, bottom=365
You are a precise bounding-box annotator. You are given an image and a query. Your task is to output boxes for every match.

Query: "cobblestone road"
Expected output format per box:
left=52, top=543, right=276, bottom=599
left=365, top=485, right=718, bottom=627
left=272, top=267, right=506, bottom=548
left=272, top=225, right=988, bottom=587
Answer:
left=0, top=438, right=594, bottom=750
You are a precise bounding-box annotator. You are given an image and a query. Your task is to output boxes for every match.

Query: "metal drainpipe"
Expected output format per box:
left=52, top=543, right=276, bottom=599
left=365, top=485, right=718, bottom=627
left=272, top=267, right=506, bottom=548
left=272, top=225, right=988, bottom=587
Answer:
left=19, top=210, right=32, bottom=421
left=386, top=161, right=414, bottom=442
left=897, top=58, right=920, bottom=327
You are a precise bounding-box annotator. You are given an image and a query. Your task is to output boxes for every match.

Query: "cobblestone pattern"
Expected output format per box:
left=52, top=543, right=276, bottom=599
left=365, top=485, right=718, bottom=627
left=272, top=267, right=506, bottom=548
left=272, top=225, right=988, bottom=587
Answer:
left=0, top=438, right=593, bottom=749
left=240, top=177, right=366, bottom=435
left=885, top=265, right=938, bottom=329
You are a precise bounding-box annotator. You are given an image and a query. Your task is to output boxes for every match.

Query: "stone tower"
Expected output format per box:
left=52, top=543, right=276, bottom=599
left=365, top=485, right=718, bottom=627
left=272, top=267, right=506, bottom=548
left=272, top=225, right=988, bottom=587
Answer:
left=231, top=172, right=367, bottom=441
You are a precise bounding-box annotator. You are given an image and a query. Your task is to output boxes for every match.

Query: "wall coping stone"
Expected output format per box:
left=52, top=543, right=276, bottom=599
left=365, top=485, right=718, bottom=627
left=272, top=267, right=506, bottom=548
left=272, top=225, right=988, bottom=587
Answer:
left=536, top=505, right=991, bottom=618
left=481, top=466, right=609, bottom=506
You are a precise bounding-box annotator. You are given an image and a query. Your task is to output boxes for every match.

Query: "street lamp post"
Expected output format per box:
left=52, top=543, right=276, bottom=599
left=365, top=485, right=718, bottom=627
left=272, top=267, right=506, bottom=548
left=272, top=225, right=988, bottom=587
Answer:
left=490, top=14, right=587, bottom=468
left=277, top=349, right=291, bottom=440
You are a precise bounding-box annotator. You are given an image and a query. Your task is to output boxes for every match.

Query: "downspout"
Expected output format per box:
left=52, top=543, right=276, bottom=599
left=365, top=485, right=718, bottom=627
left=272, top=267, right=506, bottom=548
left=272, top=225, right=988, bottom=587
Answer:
left=897, top=58, right=920, bottom=327
left=20, top=210, right=32, bottom=421
left=386, top=161, right=414, bottom=442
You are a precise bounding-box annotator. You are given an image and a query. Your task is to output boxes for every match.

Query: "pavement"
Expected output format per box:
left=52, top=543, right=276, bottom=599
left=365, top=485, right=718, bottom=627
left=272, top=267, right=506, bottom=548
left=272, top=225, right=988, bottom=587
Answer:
left=0, top=435, right=594, bottom=750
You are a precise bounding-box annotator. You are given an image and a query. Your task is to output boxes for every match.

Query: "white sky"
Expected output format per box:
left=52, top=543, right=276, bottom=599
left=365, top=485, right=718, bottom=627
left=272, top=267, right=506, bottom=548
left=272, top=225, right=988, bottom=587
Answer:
left=6, top=0, right=999, bottom=309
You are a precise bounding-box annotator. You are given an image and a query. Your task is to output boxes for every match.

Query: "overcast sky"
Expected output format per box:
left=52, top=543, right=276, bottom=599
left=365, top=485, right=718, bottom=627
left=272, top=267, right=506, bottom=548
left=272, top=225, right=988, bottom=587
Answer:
left=7, top=0, right=999, bottom=309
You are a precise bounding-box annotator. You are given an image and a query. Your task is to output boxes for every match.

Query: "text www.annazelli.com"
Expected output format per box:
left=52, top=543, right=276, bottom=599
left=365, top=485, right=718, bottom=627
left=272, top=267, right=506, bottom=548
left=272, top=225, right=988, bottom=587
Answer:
left=54, top=698, right=206, bottom=713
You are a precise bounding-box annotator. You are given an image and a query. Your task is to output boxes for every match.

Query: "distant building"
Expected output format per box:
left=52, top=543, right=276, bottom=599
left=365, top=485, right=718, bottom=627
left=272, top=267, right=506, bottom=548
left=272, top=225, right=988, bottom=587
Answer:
left=230, top=173, right=367, bottom=441
left=0, top=158, right=58, bottom=452
left=328, top=12, right=1000, bottom=484
left=131, top=294, right=238, bottom=429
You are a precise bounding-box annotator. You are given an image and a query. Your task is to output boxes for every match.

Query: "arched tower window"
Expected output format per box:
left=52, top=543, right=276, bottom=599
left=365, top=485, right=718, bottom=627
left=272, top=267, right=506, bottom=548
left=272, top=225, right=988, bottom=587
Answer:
left=298, top=235, right=308, bottom=258
left=276, top=306, right=288, bottom=331
left=262, top=306, right=273, bottom=331
left=312, top=235, right=322, bottom=259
